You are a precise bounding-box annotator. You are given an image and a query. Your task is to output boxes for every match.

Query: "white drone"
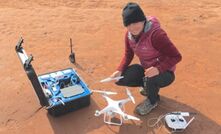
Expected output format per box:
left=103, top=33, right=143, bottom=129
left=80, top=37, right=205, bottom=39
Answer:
left=92, top=88, right=140, bottom=125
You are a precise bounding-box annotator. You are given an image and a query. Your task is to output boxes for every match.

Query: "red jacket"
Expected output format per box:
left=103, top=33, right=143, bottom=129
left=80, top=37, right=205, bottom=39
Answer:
left=117, top=16, right=182, bottom=73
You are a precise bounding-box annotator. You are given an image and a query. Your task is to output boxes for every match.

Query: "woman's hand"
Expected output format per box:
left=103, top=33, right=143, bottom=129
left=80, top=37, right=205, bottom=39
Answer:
left=145, top=66, right=159, bottom=77
left=110, top=71, right=122, bottom=78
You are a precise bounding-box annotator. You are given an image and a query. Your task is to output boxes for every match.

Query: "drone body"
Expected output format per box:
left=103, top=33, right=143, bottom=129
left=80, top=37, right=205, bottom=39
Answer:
left=93, top=89, right=140, bottom=125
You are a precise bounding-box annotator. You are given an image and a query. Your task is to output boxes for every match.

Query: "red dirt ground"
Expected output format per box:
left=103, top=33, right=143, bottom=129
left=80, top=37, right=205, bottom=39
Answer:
left=0, top=0, right=220, bottom=134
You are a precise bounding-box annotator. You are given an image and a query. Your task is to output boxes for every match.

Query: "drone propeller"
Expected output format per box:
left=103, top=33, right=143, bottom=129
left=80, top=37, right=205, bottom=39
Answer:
left=126, top=88, right=135, bottom=104
left=124, top=114, right=140, bottom=121
left=100, top=76, right=124, bottom=83
left=92, top=90, right=117, bottom=95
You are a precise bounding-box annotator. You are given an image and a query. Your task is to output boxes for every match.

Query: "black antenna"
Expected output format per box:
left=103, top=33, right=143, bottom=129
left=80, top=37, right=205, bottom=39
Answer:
left=69, top=38, right=76, bottom=64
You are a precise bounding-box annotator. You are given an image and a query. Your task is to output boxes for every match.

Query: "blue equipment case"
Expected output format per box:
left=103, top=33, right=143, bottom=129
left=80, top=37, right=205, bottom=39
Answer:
left=15, top=37, right=92, bottom=116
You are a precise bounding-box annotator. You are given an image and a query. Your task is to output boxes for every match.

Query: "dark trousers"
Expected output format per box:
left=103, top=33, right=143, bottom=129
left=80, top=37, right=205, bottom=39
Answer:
left=116, top=64, right=175, bottom=104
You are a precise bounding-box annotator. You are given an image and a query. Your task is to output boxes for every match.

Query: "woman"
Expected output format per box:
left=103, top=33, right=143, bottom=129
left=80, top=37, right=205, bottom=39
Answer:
left=110, top=2, right=182, bottom=115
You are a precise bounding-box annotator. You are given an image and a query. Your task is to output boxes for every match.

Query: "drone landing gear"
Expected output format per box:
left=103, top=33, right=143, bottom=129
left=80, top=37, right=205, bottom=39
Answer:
left=104, top=112, right=123, bottom=126
left=103, top=106, right=126, bottom=126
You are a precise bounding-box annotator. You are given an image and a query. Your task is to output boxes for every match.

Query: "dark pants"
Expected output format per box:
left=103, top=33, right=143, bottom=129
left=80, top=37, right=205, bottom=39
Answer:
left=116, top=64, right=175, bottom=104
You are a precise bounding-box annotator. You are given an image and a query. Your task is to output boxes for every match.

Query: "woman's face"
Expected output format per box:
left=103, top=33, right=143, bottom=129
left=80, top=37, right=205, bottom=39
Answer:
left=126, top=21, right=145, bottom=36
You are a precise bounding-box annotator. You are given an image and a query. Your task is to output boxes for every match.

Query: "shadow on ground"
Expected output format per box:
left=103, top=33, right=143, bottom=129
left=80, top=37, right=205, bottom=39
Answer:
left=116, top=96, right=221, bottom=134
left=47, top=96, right=220, bottom=134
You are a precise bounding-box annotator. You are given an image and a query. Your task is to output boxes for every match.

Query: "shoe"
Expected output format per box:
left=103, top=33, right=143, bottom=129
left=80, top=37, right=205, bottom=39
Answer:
left=135, top=99, right=158, bottom=116
left=139, top=87, right=148, bottom=96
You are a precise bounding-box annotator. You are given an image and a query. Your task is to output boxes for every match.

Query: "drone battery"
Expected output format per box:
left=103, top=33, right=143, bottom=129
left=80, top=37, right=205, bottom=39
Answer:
left=60, top=85, right=84, bottom=98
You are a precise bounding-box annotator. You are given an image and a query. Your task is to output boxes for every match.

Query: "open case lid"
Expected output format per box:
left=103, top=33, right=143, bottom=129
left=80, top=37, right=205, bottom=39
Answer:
left=15, top=37, right=49, bottom=107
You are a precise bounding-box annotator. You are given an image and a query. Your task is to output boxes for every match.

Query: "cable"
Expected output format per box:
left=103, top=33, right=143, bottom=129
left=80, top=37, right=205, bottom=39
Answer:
left=147, top=114, right=166, bottom=127
left=147, top=113, right=172, bottom=133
